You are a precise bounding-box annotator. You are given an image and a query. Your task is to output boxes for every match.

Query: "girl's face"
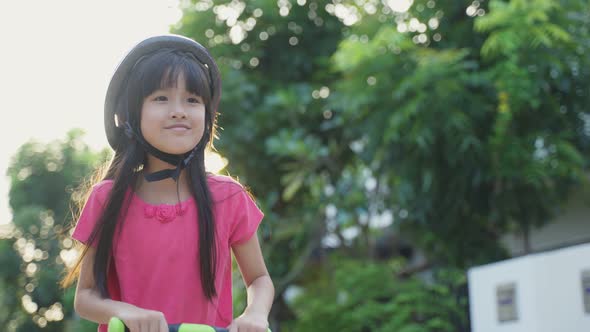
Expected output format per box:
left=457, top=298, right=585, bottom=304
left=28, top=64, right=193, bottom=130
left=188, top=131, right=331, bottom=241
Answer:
left=140, top=72, right=206, bottom=155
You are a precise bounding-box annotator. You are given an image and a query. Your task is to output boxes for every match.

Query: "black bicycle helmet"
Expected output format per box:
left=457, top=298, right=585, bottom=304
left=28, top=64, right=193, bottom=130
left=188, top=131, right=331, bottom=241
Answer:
left=103, top=34, right=222, bottom=182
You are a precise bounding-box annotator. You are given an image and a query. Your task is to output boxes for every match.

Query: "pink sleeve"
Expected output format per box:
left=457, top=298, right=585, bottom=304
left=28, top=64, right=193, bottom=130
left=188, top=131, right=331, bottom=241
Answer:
left=71, top=184, right=109, bottom=247
left=229, top=189, right=264, bottom=246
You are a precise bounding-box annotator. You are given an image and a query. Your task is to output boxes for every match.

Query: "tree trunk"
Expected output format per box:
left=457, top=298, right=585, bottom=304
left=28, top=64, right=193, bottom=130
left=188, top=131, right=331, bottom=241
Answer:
left=523, top=224, right=531, bottom=254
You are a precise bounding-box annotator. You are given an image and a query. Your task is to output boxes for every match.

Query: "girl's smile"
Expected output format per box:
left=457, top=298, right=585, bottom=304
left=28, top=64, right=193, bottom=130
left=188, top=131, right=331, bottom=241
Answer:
left=165, top=123, right=191, bottom=131
left=164, top=123, right=192, bottom=135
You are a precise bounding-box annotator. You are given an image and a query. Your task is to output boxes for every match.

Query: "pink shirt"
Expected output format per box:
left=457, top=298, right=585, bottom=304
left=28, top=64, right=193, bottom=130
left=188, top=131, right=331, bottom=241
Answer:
left=72, top=175, right=264, bottom=332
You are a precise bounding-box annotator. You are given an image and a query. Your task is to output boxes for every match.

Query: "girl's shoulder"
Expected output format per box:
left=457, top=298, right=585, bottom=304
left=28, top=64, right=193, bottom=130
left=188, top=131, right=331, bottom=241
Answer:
left=93, top=179, right=114, bottom=189
left=207, top=173, right=244, bottom=190
left=88, top=179, right=115, bottom=201
left=206, top=174, right=247, bottom=201
left=93, top=179, right=115, bottom=192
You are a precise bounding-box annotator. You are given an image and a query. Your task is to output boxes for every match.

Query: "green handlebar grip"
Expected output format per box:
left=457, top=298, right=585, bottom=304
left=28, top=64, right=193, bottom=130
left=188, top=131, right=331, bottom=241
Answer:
left=108, top=317, right=271, bottom=332
left=107, top=317, right=126, bottom=332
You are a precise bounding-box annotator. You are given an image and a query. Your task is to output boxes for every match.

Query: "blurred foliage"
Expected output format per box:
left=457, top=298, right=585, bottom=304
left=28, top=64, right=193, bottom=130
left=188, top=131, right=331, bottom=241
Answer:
left=1, top=130, right=109, bottom=331
left=1, top=0, right=589, bottom=331
left=289, top=258, right=468, bottom=332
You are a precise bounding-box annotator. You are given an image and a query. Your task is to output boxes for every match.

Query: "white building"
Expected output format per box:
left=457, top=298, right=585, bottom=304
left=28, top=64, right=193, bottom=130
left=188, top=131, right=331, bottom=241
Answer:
left=468, top=187, right=590, bottom=331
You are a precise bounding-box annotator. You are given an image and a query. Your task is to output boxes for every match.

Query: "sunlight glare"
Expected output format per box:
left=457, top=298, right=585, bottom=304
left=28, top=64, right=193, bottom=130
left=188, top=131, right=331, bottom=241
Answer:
left=205, top=151, right=229, bottom=173
left=387, top=0, right=413, bottom=13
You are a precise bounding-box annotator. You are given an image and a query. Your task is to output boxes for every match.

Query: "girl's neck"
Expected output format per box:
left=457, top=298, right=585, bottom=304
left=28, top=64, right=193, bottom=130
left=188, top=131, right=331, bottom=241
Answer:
left=136, top=154, right=192, bottom=204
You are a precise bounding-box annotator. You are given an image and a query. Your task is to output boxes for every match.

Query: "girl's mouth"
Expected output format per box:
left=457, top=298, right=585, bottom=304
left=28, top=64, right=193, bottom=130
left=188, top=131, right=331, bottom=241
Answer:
left=165, top=123, right=191, bottom=131
left=168, top=127, right=189, bottom=132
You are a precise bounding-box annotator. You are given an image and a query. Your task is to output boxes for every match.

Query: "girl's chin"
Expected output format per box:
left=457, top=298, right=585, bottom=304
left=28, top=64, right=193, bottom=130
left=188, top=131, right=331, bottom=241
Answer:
left=156, top=144, right=197, bottom=155
left=144, top=137, right=200, bottom=155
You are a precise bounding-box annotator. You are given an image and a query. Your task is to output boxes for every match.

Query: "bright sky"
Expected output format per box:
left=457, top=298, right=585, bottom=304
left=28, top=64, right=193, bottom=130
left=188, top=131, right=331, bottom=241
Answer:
left=0, top=0, right=183, bottom=224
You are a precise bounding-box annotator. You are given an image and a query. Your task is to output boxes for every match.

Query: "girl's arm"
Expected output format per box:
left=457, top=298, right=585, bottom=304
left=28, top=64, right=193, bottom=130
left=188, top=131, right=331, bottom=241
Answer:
left=229, top=233, right=274, bottom=331
left=74, top=246, right=168, bottom=332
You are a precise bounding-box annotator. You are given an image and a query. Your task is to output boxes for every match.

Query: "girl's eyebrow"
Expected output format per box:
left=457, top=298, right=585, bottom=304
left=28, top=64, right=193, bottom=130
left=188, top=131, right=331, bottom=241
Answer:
left=150, top=90, right=202, bottom=98
left=152, top=88, right=195, bottom=93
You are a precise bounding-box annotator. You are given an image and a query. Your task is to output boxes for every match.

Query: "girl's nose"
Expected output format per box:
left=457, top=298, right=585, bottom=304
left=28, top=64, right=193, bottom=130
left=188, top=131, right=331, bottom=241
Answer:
left=171, top=110, right=187, bottom=119
left=170, top=101, right=187, bottom=119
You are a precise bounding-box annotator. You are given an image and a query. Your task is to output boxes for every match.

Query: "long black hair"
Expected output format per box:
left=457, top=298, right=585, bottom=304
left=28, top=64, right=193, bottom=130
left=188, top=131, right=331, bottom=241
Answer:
left=62, top=48, right=219, bottom=300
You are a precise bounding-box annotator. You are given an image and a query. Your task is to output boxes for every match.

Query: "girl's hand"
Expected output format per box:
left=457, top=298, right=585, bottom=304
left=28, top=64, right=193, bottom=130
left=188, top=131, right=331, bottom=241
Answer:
left=227, top=311, right=269, bottom=332
left=115, top=304, right=168, bottom=332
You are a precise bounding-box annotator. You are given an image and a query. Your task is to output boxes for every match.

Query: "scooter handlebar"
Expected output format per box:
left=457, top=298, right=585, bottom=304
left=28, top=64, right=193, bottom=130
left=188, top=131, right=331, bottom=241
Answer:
left=108, top=317, right=271, bottom=332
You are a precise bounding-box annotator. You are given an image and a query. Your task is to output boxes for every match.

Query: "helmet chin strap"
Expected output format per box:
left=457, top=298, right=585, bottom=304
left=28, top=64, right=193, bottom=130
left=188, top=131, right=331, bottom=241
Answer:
left=123, top=122, right=197, bottom=182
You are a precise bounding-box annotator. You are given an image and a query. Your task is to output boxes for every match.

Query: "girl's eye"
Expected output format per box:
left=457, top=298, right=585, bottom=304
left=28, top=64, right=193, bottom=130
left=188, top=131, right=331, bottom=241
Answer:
left=154, top=96, right=168, bottom=102
left=188, top=97, right=202, bottom=104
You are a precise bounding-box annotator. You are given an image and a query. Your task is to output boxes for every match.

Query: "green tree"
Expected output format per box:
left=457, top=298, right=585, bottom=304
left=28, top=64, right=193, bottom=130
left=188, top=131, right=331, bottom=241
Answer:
left=475, top=0, right=589, bottom=252
left=2, top=130, right=109, bottom=332
left=291, top=258, right=468, bottom=332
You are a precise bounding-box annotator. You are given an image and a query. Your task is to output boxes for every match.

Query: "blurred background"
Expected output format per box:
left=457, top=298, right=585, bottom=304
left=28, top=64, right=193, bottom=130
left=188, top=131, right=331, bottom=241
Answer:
left=0, top=0, right=589, bottom=331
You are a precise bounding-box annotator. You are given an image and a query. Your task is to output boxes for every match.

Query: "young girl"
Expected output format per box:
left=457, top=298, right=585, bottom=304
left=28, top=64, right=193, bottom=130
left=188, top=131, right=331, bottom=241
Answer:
left=61, top=34, right=274, bottom=332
